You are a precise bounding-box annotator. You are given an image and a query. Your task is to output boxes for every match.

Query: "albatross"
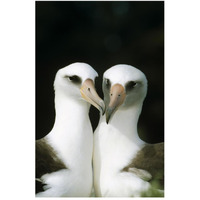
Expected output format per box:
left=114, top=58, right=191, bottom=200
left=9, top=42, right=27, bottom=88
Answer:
left=36, top=62, right=105, bottom=197
left=93, top=64, right=164, bottom=197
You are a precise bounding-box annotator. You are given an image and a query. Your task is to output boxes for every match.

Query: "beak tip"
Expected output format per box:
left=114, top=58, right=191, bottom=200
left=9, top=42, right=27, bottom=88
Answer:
left=105, top=106, right=116, bottom=124
left=105, top=114, right=110, bottom=124
left=100, top=101, right=105, bottom=115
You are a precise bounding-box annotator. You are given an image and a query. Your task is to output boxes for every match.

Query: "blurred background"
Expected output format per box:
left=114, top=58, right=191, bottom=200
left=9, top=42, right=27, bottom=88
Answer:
left=36, top=1, right=164, bottom=143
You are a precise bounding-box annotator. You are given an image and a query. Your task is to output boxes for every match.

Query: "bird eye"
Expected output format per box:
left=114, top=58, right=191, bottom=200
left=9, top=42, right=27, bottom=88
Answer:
left=105, top=78, right=111, bottom=88
left=125, top=81, right=137, bottom=91
left=65, top=75, right=81, bottom=84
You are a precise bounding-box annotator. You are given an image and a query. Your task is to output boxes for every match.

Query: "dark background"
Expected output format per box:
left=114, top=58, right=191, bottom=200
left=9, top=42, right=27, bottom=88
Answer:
left=36, top=1, right=164, bottom=143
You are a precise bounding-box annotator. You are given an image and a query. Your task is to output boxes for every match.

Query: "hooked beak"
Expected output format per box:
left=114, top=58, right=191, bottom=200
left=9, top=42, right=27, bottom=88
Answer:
left=106, top=84, right=126, bottom=123
left=80, top=79, right=105, bottom=115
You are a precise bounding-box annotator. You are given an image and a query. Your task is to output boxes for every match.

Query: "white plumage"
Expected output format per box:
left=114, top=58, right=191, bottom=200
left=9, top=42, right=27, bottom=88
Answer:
left=93, top=64, right=164, bottom=197
left=36, top=62, right=105, bottom=197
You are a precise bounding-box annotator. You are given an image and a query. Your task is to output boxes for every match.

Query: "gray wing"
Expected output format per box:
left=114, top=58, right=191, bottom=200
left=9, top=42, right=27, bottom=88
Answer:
left=123, top=142, right=164, bottom=189
left=35, top=138, right=67, bottom=194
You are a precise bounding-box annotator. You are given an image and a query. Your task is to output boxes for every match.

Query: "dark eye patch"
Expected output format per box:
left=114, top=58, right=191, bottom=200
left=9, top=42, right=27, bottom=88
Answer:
left=65, top=75, right=82, bottom=84
left=125, top=81, right=137, bottom=92
left=104, top=78, right=111, bottom=89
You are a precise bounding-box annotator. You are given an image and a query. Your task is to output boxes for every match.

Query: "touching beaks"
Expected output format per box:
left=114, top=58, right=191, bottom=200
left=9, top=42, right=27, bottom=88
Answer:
left=80, top=79, right=105, bottom=115
left=106, top=84, right=126, bottom=124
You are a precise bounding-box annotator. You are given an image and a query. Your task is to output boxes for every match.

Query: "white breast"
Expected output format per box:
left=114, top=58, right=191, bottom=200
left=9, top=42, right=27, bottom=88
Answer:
left=93, top=116, right=147, bottom=197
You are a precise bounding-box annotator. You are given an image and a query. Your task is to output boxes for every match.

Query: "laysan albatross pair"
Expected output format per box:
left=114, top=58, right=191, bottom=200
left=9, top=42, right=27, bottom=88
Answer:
left=93, top=64, right=164, bottom=197
left=36, top=63, right=105, bottom=197
left=36, top=63, right=164, bottom=197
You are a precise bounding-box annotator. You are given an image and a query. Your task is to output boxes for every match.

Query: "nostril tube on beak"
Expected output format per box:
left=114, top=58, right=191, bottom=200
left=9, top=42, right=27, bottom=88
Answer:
left=80, top=79, right=105, bottom=114
left=106, top=84, right=126, bottom=123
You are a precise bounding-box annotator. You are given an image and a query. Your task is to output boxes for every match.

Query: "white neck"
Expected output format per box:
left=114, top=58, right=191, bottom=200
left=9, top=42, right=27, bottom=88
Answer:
left=47, top=91, right=93, bottom=171
left=94, top=103, right=145, bottom=174
left=109, top=103, right=144, bottom=143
